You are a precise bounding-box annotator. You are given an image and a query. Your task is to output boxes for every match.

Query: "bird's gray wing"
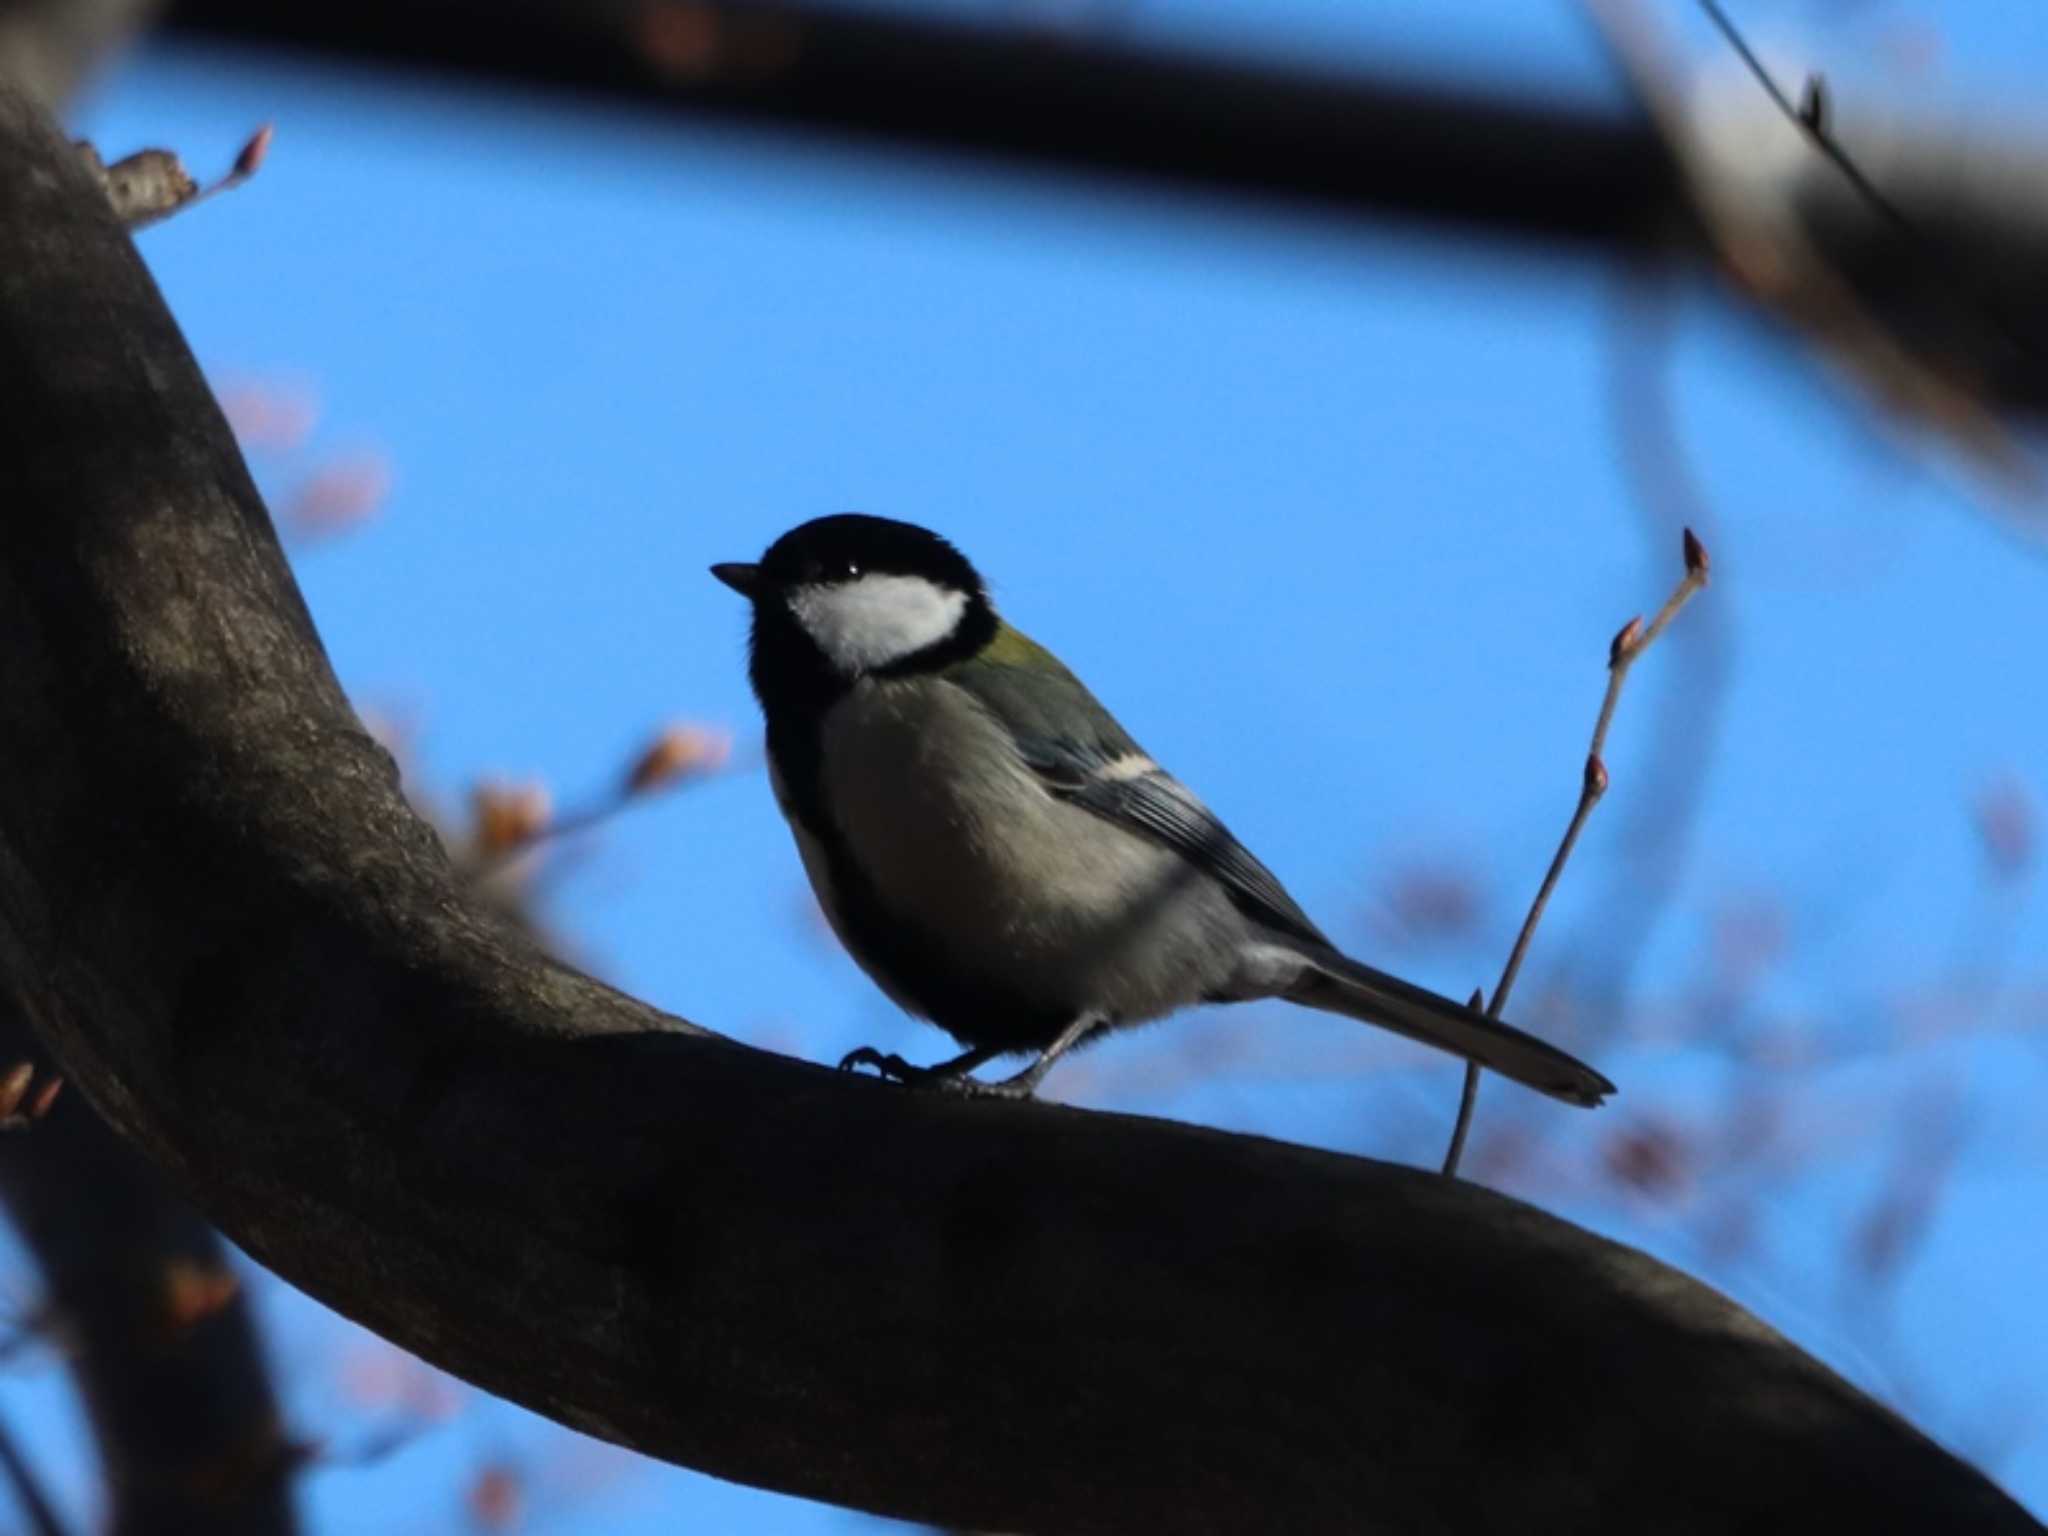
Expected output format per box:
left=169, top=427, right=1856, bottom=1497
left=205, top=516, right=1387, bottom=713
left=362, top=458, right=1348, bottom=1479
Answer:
left=944, top=628, right=1329, bottom=949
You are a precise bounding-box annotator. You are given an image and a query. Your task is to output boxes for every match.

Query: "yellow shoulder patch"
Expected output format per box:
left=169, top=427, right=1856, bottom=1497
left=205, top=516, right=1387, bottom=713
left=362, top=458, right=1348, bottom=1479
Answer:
left=983, top=622, right=1065, bottom=671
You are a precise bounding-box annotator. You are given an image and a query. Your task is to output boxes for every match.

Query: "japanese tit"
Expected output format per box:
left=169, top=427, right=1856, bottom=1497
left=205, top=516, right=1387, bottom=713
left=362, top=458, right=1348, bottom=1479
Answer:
left=713, top=514, right=1612, bottom=1107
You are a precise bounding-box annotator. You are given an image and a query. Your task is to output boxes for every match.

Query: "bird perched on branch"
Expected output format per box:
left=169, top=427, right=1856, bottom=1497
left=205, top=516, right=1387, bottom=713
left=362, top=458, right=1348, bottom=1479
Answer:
left=714, top=514, right=1612, bottom=1106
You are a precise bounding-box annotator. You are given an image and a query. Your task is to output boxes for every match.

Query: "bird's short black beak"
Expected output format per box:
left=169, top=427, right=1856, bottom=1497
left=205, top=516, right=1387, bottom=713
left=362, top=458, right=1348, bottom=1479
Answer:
left=710, top=562, right=761, bottom=597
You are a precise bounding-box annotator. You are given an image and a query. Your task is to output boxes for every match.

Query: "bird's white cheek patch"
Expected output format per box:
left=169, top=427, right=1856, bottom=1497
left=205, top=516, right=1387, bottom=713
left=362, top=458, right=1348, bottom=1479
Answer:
left=788, top=575, right=969, bottom=672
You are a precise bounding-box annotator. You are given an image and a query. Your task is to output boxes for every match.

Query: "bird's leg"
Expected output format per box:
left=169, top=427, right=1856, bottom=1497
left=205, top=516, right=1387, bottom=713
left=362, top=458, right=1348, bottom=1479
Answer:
left=838, top=1042, right=1000, bottom=1085
left=948, top=1013, right=1107, bottom=1101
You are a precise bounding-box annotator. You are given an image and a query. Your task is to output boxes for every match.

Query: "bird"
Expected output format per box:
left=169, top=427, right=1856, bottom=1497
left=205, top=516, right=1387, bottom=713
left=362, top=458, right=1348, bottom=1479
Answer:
left=712, top=514, right=1613, bottom=1107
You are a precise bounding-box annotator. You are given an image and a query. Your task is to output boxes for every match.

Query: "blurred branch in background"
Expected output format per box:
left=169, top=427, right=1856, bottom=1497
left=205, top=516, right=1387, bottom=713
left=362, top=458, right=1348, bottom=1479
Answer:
left=161, top=0, right=2048, bottom=446
left=1587, top=0, right=2046, bottom=504
left=164, top=0, right=1676, bottom=252
left=0, top=0, right=156, bottom=107
left=0, top=1004, right=298, bottom=1536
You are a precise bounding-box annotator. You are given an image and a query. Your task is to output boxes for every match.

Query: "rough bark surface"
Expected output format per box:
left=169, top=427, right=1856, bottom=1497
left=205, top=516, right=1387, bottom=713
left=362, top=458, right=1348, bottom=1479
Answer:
left=0, top=80, right=2036, bottom=1535
left=0, top=10, right=294, bottom=1533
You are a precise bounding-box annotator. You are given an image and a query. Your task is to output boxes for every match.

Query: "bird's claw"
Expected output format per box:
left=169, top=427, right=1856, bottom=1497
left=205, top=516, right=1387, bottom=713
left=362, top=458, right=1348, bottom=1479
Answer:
left=837, top=1046, right=921, bottom=1082
left=836, top=1046, right=1039, bottom=1098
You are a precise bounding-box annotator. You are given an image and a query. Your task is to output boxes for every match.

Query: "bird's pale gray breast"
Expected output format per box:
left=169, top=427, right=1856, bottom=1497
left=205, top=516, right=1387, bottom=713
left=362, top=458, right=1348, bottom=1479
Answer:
left=812, top=676, right=1252, bottom=1020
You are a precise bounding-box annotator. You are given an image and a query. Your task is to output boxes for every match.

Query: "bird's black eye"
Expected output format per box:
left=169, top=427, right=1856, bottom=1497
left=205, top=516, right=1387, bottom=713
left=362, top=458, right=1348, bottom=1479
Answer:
left=794, top=555, right=862, bottom=584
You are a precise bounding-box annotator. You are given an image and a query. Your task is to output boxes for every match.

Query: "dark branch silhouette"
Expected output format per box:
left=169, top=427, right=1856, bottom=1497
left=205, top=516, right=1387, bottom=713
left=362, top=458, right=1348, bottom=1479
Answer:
left=0, top=79, right=2036, bottom=1535
left=0, top=1005, right=298, bottom=1536
left=160, top=0, right=2048, bottom=419
left=0, top=9, right=296, bottom=1534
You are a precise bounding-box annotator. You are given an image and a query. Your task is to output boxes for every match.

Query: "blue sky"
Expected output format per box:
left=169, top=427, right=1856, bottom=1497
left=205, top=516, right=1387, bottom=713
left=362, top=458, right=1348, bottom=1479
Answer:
left=10, top=2, right=2048, bottom=1529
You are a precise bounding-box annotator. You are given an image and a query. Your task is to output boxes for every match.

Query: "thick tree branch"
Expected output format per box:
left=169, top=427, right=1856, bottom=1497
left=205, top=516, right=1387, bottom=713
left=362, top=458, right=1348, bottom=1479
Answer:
left=0, top=82, right=2035, bottom=1535
left=164, top=0, right=1678, bottom=254
left=0, top=14, right=295, bottom=1536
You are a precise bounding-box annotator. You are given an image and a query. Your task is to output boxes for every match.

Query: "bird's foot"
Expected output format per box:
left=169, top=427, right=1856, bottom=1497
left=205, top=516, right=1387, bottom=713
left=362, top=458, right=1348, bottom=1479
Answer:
left=837, top=1044, right=1037, bottom=1097
left=935, top=1070, right=1041, bottom=1101
left=836, top=1046, right=930, bottom=1084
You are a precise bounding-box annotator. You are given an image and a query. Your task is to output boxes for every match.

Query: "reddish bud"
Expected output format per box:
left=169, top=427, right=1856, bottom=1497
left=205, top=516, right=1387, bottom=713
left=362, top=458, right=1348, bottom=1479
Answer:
left=1584, top=754, right=1609, bottom=796
left=639, top=4, right=723, bottom=77
left=468, top=1463, right=525, bottom=1532
left=1683, top=527, right=1710, bottom=580
left=164, top=1260, right=241, bottom=1329
left=234, top=123, right=274, bottom=180
left=625, top=723, right=732, bottom=795
left=27, top=1076, right=61, bottom=1120
left=471, top=781, right=552, bottom=854
left=281, top=454, right=391, bottom=542
left=1975, top=778, right=2034, bottom=882
left=1379, top=866, right=1482, bottom=943
left=218, top=377, right=319, bottom=452
left=0, top=1062, right=30, bottom=1119
left=1603, top=1118, right=1689, bottom=1197
left=1609, top=616, right=1642, bottom=666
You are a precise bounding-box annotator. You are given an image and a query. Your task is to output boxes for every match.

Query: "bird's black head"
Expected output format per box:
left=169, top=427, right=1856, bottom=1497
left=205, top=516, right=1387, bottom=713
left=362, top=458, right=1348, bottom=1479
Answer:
left=713, top=515, right=997, bottom=714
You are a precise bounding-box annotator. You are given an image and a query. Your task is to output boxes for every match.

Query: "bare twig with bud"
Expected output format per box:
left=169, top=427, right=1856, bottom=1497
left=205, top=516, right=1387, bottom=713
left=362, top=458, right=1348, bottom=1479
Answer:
left=465, top=724, right=734, bottom=878
left=79, top=123, right=272, bottom=231
left=1441, top=528, right=1710, bottom=1178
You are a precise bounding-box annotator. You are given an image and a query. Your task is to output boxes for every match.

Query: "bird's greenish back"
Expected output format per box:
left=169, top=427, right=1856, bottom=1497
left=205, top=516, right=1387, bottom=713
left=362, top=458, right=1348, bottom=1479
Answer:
left=939, top=620, right=1144, bottom=763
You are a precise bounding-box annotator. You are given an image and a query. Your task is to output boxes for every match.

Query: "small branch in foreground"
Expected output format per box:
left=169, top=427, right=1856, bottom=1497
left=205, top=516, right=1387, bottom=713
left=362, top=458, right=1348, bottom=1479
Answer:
left=78, top=121, right=271, bottom=231
left=1442, top=529, right=1709, bottom=1178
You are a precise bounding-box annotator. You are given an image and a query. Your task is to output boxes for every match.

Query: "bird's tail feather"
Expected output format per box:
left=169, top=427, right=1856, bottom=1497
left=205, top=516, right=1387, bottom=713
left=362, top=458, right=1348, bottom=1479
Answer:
left=1284, top=946, right=1613, bottom=1107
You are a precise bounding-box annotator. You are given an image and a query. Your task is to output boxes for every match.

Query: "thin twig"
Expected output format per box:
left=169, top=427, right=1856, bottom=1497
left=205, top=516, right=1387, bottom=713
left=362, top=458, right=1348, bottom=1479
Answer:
left=1695, top=1, right=1917, bottom=240
left=464, top=724, right=736, bottom=882
left=1442, top=530, right=1709, bottom=1177
left=1694, top=0, right=2040, bottom=384
left=82, top=123, right=272, bottom=232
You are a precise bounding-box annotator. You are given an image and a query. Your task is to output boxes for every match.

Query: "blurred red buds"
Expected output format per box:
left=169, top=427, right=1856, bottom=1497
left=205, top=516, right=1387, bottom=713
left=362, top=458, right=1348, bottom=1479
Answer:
left=471, top=780, right=552, bottom=854
left=0, top=1061, right=61, bottom=1129
left=625, top=723, right=732, bottom=796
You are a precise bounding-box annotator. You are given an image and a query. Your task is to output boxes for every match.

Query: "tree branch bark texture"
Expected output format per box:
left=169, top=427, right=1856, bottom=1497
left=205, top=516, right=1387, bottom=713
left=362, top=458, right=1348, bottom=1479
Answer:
left=0, top=8, right=294, bottom=1533
left=0, top=82, right=2036, bottom=1535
